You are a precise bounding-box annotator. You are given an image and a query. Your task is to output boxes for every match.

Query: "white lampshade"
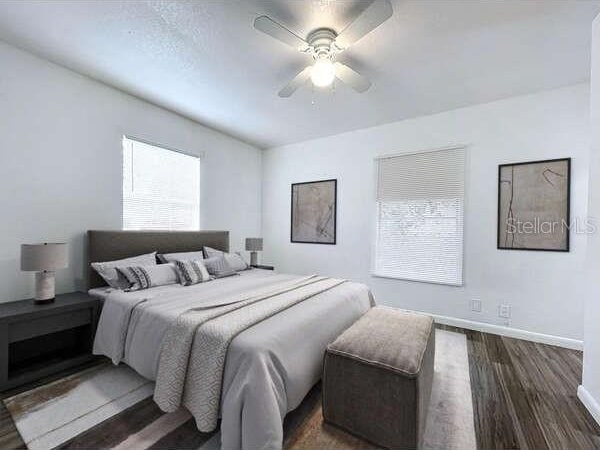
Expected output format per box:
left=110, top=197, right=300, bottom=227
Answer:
left=245, top=238, right=263, bottom=252
left=21, top=243, right=68, bottom=272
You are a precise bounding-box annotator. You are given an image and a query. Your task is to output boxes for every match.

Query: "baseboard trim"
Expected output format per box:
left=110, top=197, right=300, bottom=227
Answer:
left=578, top=385, right=600, bottom=426
left=430, top=313, right=583, bottom=350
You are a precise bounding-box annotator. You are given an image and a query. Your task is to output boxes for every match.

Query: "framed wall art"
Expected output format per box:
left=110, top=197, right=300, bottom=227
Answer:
left=291, top=179, right=337, bottom=244
left=497, top=158, right=570, bottom=251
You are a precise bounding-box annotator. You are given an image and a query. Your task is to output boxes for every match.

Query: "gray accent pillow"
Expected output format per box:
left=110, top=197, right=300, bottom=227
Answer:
left=203, top=247, right=249, bottom=271
left=173, top=259, right=211, bottom=286
left=116, top=263, right=178, bottom=291
left=203, top=246, right=224, bottom=258
left=91, top=252, right=157, bottom=289
left=203, top=256, right=238, bottom=278
left=158, top=251, right=205, bottom=264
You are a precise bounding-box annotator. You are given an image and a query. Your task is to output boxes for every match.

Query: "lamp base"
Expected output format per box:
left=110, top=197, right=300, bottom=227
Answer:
left=35, top=271, right=56, bottom=303
left=250, top=252, right=258, bottom=266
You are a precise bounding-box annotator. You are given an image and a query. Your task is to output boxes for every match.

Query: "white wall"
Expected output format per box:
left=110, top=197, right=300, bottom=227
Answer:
left=580, top=14, right=600, bottom=425
left=0, top=41, right=262, bottom=301
left=262, top=84, right=590, bottom=342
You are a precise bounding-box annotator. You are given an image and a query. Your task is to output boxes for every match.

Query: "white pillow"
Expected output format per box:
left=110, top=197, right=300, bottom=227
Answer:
left=116, top=263, right=178, bottom=291
left=204, top=247, right=249, bottom=271
left=91, top=252, right=157, bottom=289
left=158, top=251, right=205, bottom=263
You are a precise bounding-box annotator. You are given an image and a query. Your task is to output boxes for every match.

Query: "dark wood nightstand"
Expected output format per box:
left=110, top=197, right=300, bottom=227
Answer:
left=251, top=264, right=274, bottom=271
left=0, top=292, right=100, bottom=391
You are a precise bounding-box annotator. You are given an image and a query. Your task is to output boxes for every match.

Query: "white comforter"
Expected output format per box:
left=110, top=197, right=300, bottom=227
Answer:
left=93, top=269, right=373, bottom=450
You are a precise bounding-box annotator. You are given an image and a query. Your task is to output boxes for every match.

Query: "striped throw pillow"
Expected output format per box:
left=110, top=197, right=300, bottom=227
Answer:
left=174, top=259, right=211, bottom=286
left=116, top=263, right=178, bottom=291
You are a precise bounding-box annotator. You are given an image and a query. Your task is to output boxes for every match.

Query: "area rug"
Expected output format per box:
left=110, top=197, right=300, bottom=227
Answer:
left=4, top=329, right=476, bottom=449
left=422, top=329, right=477, bottom=450
left=3, top=363, right=154, bottom=450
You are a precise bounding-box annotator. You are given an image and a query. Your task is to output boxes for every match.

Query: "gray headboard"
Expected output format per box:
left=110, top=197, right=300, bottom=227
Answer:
left=87, top=230, right=229, bottom=288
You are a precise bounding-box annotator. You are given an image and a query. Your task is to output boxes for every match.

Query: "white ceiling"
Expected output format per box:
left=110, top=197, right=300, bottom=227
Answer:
left=0, top=1, right=599, bottom=149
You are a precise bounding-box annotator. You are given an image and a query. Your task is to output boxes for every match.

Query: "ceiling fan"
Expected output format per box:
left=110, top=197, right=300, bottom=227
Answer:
left=254, top=0, right=393, bottom=98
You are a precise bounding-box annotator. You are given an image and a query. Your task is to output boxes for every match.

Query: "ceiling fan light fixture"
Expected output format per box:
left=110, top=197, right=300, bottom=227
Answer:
left=255, top=0, right=393, bottom=97
left=310, top=58, right=336, bottom=87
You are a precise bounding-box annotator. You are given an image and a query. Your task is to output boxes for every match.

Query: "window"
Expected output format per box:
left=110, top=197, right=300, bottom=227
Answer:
left=122, top=137, right=200, bottom=230
left=373, top=146, right=465, bottom=286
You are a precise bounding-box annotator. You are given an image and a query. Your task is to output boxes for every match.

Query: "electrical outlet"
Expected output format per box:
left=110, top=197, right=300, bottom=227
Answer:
left=470, top=299, right=482, bottom=312
left=498, top=304, right=511, bottom=319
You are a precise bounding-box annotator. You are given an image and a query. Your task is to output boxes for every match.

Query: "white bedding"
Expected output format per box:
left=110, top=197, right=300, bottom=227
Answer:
left=87, top=286, right=114, bottom=301
left=93, top=269, right=373, bottom=449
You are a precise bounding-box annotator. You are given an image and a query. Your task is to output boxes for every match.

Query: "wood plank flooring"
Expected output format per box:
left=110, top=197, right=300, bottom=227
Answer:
left=460, top=326, right=600, bottom=449
left=1, top=326, right=599, bottom=449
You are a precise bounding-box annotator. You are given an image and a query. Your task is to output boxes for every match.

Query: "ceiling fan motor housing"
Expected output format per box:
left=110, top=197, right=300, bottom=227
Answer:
left=307, top=28, right=338, bottom=59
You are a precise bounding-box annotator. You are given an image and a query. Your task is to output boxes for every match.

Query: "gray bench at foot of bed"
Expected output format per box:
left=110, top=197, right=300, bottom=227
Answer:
left=322, top=306, right=435, bottom=450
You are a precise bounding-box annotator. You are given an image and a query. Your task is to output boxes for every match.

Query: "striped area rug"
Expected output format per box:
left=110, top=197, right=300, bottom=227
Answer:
left=3, top=330, right=475, bottom=450
left=3, top=363, right=219, bottom=450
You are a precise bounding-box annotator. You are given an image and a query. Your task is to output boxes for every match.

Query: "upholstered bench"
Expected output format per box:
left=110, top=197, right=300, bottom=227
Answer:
left=322, top=306, right=435, bottom=449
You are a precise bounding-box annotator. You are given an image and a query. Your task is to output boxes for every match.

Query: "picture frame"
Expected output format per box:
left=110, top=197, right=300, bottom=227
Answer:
left=497, top=157, right=571, bottom=252
left=291, top=179, right=337, bottom=244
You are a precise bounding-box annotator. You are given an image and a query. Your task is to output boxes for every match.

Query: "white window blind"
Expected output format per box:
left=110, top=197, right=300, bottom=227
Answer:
left=122, top=137, right=200, bottom=231
left=373, top=147, right=465, bottom=286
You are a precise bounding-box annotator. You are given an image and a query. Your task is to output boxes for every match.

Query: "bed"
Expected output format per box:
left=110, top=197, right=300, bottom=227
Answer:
left=87, top=230, right=373, bottom=450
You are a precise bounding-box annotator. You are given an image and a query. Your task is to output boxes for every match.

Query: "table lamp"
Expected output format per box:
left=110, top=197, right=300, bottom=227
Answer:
left=21, top=243, right=68, bottom=304
left=245, top=238, right=263, bottom=266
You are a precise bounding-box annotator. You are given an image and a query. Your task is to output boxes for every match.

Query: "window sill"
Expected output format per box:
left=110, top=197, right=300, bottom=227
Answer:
left=370, top=272, right=463, bottom=287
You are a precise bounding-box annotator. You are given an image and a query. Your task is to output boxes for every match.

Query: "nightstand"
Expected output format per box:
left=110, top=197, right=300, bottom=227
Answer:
left=0, top=292, right=100, bottom=391
left=251, top=264, right=274, bottom=271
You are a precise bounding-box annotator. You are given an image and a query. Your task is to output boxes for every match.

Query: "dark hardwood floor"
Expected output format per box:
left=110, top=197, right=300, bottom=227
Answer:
left=1, top=326, right=599, bottom=449
left=459, top=326, right=600, bottom=450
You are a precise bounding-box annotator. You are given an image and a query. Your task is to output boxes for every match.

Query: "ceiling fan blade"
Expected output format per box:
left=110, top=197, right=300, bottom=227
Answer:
left=334, top=0, right=393, bottom=50
left=278, top=66, right=312, bottom=98
left=254, top=16, right=309, bottom=52
left=334, top=62, right=371, bottom=93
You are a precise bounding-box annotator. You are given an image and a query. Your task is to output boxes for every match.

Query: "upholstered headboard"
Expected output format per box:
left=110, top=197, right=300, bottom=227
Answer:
left=87, top=230, right=229, bottom=288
